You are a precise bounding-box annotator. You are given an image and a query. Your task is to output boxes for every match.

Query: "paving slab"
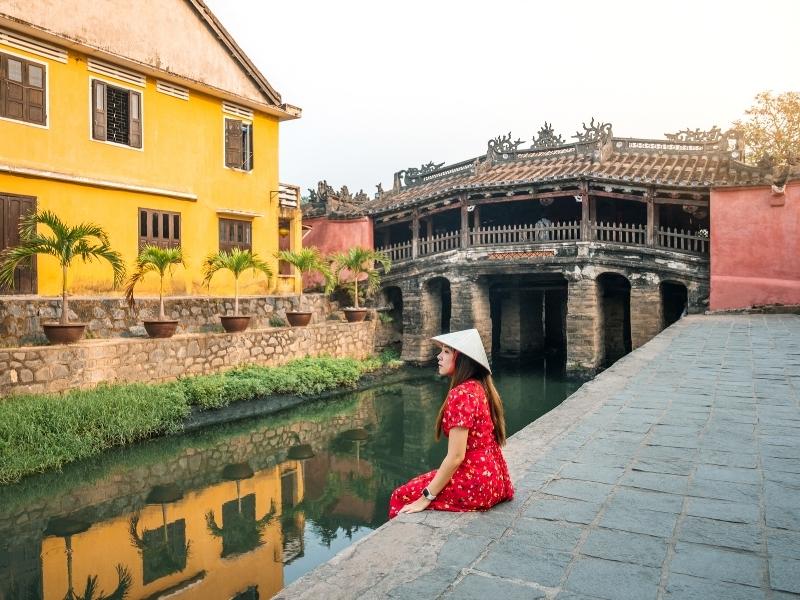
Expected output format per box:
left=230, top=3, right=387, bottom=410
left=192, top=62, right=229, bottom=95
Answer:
left=277, top=315, right=800, bottom=599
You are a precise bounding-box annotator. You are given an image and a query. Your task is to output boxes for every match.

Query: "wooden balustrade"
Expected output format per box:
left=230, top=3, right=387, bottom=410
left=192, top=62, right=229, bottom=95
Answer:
left=419, top=230, right=461, bottom=256
left=376, top=220, right=708, bottom=262
left=590, top=221, right=646, bottom=245
left=470, top=221, right=581, bottom=245
left=377, top=240, right=412, bottom=262
left=657, top=226, right=708, bottom=254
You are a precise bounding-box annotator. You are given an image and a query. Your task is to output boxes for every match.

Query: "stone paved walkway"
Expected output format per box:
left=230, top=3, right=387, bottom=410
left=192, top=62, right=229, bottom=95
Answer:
left=277, top=315, right=800, bottom=600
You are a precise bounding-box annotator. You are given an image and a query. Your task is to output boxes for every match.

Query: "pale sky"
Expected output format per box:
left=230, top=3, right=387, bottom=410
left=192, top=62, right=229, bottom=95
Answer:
left=206, top=0, right=800, bottom=198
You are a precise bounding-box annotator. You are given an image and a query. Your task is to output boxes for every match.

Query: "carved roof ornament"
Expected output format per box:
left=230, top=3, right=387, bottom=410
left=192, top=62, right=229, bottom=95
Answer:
left=573, top=118, right=613, bottom=144
left=307, top=179, right=336, bottom=203
left=665, top=126, right=722, bottom=143
left=487, top=132, right=525, bottom=162
left=400, top=161, right=445, bottom=187
left=532, top=122, right=565, bottom=149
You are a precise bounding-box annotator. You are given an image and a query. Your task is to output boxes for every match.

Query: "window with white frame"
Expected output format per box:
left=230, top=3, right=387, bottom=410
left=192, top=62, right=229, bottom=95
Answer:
left=224, top=118, right=253, bottom=171
left=92, top=79, right=141, bottom=148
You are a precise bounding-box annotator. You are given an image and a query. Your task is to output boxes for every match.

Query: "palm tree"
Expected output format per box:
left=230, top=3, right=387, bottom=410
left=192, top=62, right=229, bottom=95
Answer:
left=0, top=210, right=125, bottom=324
left=275, top=247, right=334, bottom=308
left=124, top=245, right=185, bottom=320
left=202, top=248, right=272, bottom=316
left=333, top=247, right=391, bottom=309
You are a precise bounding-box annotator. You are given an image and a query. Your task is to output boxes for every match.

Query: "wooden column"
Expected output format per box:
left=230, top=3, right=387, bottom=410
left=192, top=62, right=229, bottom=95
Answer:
left=426, top=218, right=433, bottom=239
left=411, top=213, right=419, bottom=259
left=645, top=188, right=656, bottom=247
left=460, top=197, right=469, bottom=248
left=579, top=181, right=590, bottom=240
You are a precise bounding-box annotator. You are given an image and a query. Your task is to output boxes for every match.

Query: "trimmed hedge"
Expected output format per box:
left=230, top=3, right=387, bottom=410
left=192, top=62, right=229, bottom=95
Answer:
left=0, top=352, right=401, bottom=485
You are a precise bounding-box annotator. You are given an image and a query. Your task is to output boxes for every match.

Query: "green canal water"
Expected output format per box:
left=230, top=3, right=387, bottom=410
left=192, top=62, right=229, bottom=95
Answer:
left=0, top=360, right=582, bottom=600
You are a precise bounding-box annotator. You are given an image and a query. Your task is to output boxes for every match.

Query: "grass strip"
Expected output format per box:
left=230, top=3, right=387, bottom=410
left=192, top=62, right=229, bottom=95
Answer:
left=0, top=351, right=402, bottom=485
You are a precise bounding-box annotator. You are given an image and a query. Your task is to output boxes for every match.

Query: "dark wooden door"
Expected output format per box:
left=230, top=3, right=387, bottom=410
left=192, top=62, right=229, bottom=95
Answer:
left=0, top=193, right=37, bottom=294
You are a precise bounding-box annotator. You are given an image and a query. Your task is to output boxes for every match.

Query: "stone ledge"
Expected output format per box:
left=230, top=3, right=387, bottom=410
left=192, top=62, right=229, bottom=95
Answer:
left=275, top=318, right=686, bottom=599
left=0, top=321, right=376, bottom=397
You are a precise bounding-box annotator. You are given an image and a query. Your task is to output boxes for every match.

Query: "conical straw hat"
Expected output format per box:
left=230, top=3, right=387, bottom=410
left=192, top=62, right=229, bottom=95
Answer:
left=431, top=328, right=491, bottom=373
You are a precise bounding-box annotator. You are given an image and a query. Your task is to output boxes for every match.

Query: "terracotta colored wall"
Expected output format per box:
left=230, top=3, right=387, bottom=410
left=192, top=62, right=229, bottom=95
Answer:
left=710, top=182, right=800, bottom=310
left=302, top=216, right=374, bottom=287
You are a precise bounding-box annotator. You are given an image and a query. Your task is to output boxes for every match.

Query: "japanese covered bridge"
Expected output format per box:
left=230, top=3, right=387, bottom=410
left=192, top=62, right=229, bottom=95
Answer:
left=318, top=121, right=771, bottom=373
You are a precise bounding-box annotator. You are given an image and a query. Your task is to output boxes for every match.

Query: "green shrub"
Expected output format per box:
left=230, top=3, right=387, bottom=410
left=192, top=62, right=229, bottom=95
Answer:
left=269, top=315, right=287, bottom=327
left=0, top=383, right=189, bottom=484
left=377, top=312, right=394, bottom=323
left=0, top=354, right=403, bottom=484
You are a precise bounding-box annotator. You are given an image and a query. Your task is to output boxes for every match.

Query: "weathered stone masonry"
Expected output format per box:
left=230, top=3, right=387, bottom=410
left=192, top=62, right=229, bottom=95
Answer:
left=0, top=321, right=375, bottom=397
left=0, top=293, right=337, bottom=347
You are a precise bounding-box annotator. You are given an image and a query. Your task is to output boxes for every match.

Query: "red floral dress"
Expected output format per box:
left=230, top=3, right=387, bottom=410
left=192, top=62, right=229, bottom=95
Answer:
left=388, top=379, right=514, bottom=518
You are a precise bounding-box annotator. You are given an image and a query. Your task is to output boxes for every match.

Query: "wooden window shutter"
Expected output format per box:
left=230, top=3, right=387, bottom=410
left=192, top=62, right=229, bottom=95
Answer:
left=225, top=118, right=242, bottom=168
left=3, top=56, right=24, bottom=121
left=0, top=55, right=6, bottom=119
left=92, top=80, right=107, bottom=141
left=128, top=90, right=142, bottom=148
left=25, top=62, right=45, bottom=125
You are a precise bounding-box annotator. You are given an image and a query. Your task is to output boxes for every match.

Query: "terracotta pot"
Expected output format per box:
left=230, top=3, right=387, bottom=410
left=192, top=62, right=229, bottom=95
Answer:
left=42, top=323, right=86, bottom=344
left=220, top=315, right=251, bottom=333
left=143, top=320, right=179, bottom=338
left=344, top=308, right=368, bottom=323
left=285, top=311, right=312, bottom=327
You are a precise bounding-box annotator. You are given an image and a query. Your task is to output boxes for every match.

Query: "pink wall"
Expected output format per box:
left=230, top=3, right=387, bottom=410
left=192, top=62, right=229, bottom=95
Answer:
left=302, top=216, right=374, bottom=288
left=710, top=182, right=800, bottom=310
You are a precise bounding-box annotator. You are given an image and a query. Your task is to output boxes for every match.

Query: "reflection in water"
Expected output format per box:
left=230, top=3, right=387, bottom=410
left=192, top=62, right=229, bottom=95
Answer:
left=129, top=484, right=189, bottom=585
left=206, top=463, right=277, bottom=558
left=0, top=362, right=582, bottom=599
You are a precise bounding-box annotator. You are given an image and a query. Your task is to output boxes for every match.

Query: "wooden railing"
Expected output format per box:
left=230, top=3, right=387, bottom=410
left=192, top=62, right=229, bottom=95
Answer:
left=657, top=226, right=708, bottom=254
left=419, top=230, right=461, bottom=256
left=471, top=221, right=581, bottom=245
left=376, top=220, right=709, bottom=262
left=590, top=221, right=646, bottom=245
left=379, top=240, right=412, bottom=262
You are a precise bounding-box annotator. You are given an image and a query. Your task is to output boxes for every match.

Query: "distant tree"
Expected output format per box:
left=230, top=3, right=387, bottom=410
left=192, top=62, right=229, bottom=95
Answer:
left=734, top=91, right=800, bottom=166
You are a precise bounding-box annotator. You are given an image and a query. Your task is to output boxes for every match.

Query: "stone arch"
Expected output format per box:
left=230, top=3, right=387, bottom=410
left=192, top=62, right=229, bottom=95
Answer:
left=423, top=276, right=452, bottom=336
left=380, top=286, right=404, bottom=332
left=597, top=272, right=632, bottom=366
left=660, top=280, right=688, bottom=327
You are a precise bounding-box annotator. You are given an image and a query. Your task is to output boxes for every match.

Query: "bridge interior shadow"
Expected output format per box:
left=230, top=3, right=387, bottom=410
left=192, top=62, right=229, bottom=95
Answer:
left=489, top=274, right=568, bottom=367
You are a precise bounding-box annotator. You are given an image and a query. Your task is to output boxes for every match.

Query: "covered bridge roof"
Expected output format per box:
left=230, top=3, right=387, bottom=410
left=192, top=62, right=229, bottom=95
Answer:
left=362, top=122, right=771, bottom=216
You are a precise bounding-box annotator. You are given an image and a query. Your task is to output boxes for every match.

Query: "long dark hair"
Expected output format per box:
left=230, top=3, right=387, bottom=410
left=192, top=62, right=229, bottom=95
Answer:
left=434, top=351, right=507, bottom=446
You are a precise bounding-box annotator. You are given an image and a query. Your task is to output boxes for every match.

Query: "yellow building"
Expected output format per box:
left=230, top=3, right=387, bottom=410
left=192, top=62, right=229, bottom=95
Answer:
left=0, top=0, right=302, bottom=297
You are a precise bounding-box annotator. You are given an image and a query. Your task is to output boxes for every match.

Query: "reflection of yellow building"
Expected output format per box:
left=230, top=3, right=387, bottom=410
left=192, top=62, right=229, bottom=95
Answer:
left=41, top=462, right=304, bottom=600
left=0, top=1, right=302, bottom=297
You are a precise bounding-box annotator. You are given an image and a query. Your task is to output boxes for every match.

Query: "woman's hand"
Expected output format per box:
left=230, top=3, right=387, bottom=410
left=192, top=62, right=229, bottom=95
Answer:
left=397, top=496, right=431, bottom=515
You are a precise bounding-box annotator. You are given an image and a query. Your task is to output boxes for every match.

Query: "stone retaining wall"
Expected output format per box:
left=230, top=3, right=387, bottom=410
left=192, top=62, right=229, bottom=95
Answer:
left=0, top=321, right=375, bottom=396
left=0, top=293, right=338, bottom=347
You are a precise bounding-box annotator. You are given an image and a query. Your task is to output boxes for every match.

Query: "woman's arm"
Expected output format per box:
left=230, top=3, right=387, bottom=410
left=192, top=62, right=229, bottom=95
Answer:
left=397, top=427, right=468, bottom=514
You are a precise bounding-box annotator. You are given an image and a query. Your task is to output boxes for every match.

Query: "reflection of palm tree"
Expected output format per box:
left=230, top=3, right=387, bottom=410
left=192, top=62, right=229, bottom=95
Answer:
left=128, top=484, right=189, bottom=582
left=62, top=566, right=132, bottom=600
left=340, top=428, right=376, bottom=502
left=206, top=463, right=276, bottom=557
left=45, top=516, right=131, bottom=600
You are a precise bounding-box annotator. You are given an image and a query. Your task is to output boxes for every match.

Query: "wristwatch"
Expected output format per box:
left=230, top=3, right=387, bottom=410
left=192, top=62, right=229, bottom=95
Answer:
left=422, top=487, right=436, bottom=501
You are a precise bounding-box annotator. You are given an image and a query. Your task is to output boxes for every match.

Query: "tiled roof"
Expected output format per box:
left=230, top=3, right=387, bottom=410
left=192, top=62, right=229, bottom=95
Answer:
left=360, top=136, right=770, bottom=216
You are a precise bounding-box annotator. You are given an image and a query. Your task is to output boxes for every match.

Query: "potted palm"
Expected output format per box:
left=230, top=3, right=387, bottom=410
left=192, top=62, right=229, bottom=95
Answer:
left=202, top=247, right=273, bottom=332
left=333, top=247, right=391, bottom=323
left=275, top=247, right=333, bottom=326
left=0, top=210, right=125, bottom=344
left=125, top=245, right=185, bottom=338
